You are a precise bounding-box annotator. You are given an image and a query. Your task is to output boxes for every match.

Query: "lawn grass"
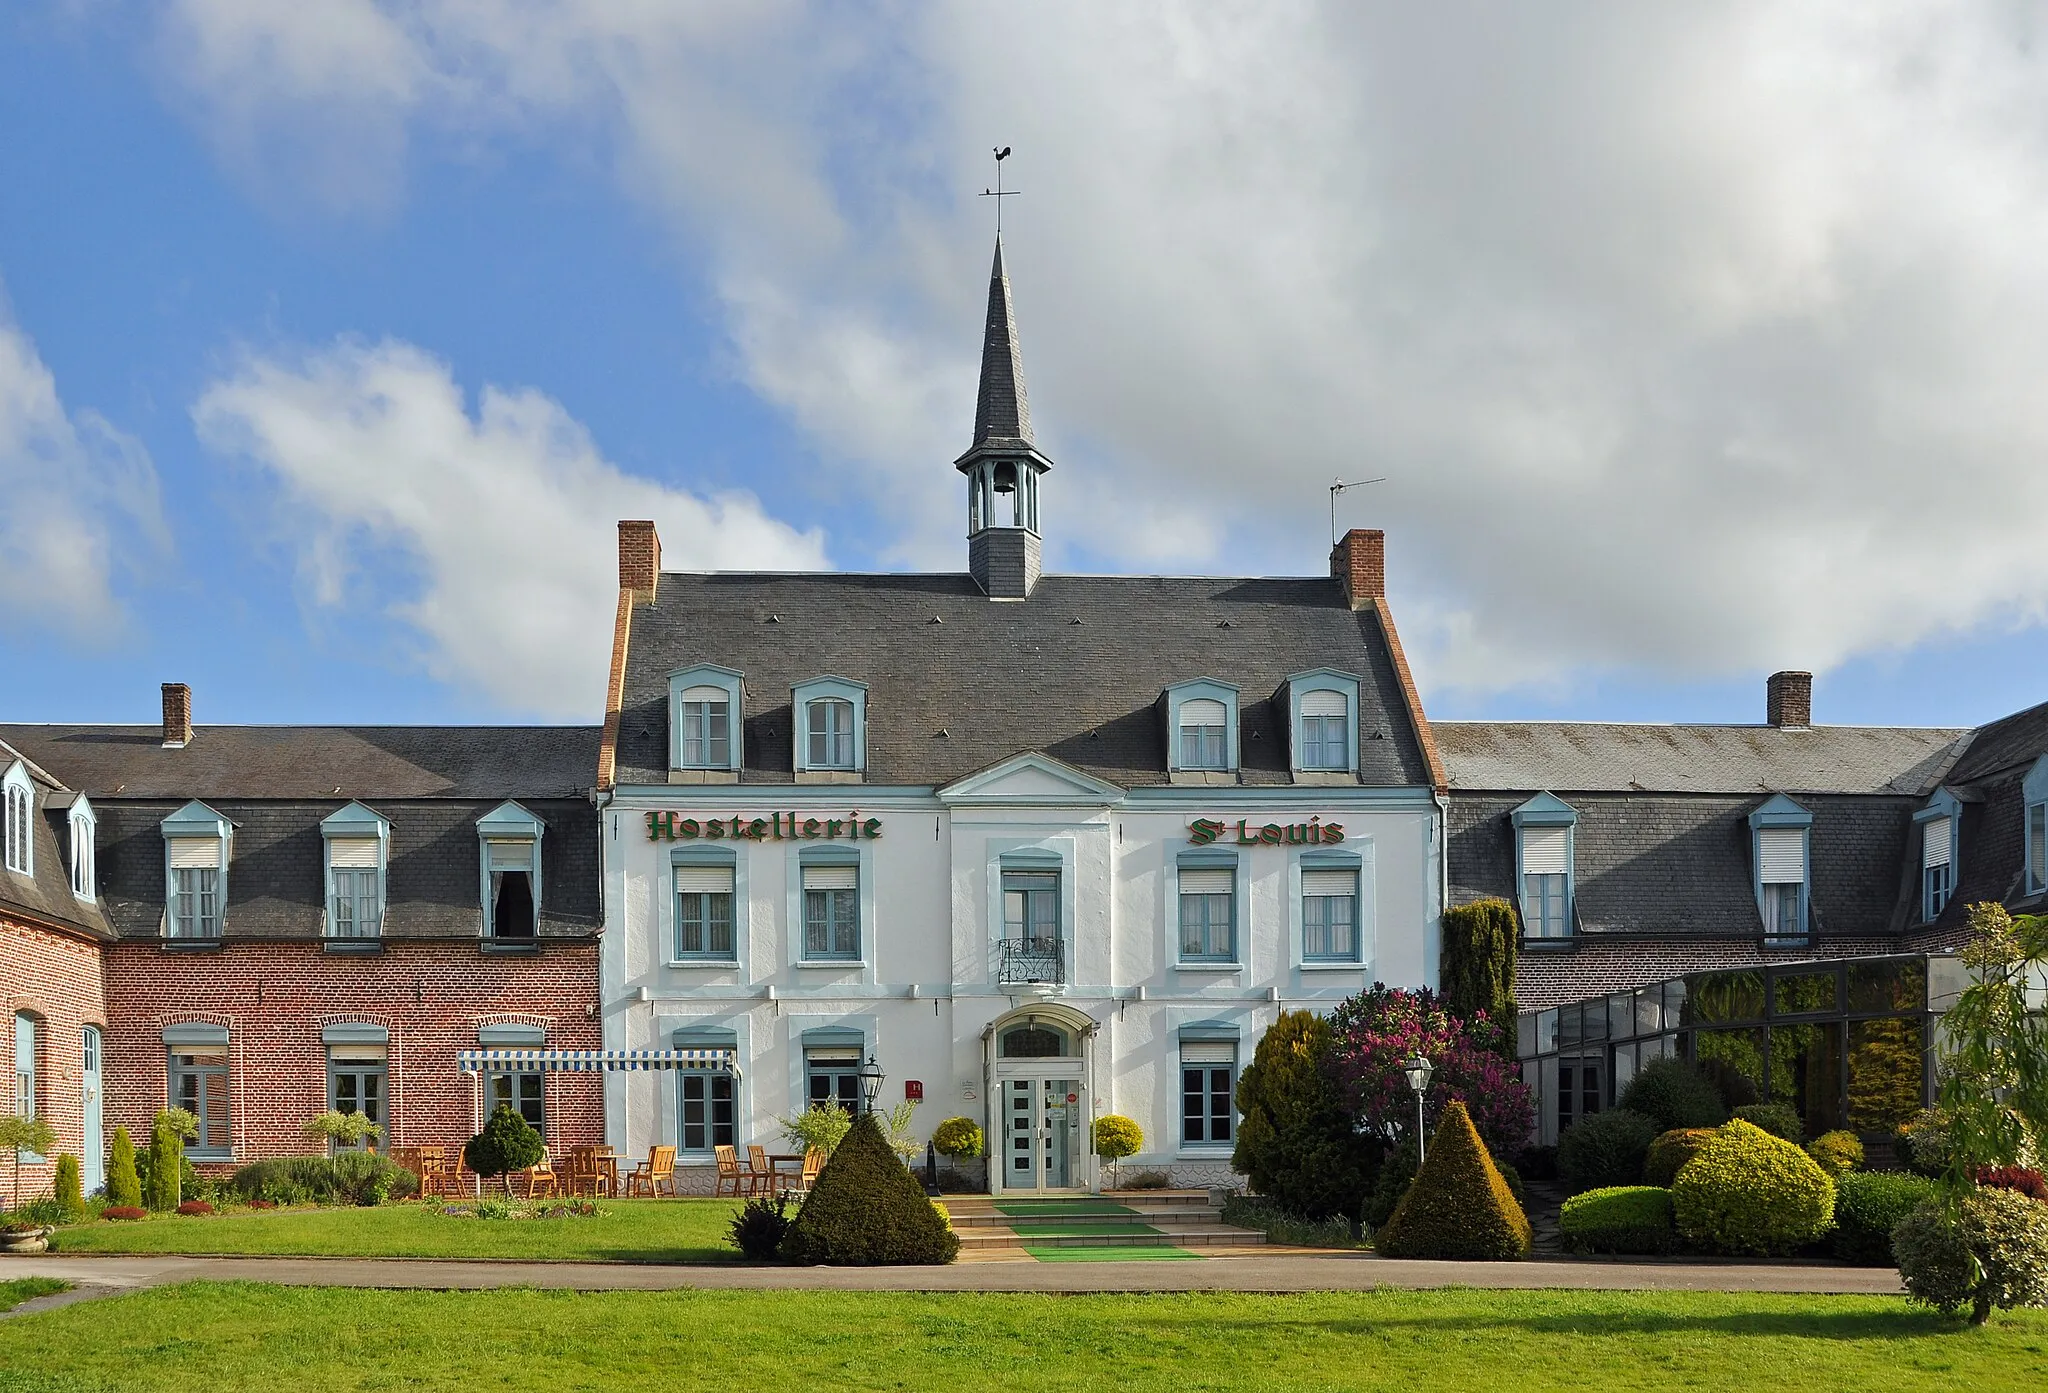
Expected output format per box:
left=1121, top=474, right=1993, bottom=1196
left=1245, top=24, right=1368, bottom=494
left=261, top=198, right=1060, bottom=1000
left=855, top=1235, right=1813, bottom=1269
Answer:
left=46, top=1199, right=745, bottom=1263
left=0, top=1284, right=2043, bottom=1391
left=0, top=1279, right=68, bottom=1314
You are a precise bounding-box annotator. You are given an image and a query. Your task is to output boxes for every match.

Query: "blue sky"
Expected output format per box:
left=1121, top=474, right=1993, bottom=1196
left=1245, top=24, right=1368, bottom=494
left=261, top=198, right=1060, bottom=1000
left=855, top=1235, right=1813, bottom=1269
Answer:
left=4, top=5, right=2047, bottom=733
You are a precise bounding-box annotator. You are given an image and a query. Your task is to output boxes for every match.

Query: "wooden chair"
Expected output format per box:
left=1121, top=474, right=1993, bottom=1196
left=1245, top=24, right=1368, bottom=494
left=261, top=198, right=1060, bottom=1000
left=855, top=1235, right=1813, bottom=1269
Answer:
left=414, top=1146, right=453, bottom=1198
left=624, top=1145, right=677, bottom=1198
left=745, top=1145, right=775, bottom=1197
left=562, top=1146, right=605, bottom=1199
left=784, top=1147, right=826, bottom=1201
left=519, top=1152, right=560, bottom=1199
left=712, top=1145, right=745, bottom=1197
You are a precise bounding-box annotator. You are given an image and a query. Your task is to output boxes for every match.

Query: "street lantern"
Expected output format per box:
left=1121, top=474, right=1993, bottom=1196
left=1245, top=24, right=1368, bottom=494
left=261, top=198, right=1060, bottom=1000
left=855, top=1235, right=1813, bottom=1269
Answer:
left=1402, top=1054, right=1435, bottom=1162
left=858, top=1054, right=885, bottom=1117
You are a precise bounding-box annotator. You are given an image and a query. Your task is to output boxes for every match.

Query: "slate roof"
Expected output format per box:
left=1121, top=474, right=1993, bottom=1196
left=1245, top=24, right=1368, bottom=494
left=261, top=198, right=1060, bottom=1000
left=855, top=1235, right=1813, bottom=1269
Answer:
left=971, top=239, right=1032, bottom=448
left=1436, top=721, right=1967, bottom=797
left=611, top=571, right=1434, bottom=789
left=0, top=739, right=113, bottom=940
left=1944, top=698, right=2048, bottom=787
left=0, top=725, right=600, bottom=802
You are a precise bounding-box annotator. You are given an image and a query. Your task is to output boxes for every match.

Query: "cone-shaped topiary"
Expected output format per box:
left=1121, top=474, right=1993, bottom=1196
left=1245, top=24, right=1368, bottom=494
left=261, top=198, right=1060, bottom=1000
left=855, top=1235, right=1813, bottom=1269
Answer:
left=1671, top=1118, right=1834, bottom=1256
left=463, top=1105, right=545, bottom=1178
left=146, top=1111, right=190, bottom=1212
left=54, top=1154, right=82, bottom=1213
left=779, top=1112, right=959, bottom=1265
left=105, top=1127, right=141, bottom=1209
left=1374, top=1100, right=1532, bottom=1260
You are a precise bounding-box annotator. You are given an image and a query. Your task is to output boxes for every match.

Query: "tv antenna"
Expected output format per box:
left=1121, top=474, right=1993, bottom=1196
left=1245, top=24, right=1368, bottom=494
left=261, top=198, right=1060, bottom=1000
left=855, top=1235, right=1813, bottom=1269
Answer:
left=1329, top=477, right=1386, bottom=546
left=980, top=146, right=1019, bottom=236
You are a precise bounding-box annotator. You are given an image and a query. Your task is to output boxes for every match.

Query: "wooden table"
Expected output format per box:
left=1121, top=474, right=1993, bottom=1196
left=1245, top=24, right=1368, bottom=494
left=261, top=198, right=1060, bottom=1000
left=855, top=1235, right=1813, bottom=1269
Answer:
left=767, top=1153, right=806, bottom=1196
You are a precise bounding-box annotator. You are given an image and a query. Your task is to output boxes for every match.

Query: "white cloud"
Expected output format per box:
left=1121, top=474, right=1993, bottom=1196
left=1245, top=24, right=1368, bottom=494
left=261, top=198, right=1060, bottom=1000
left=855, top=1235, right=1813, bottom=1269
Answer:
left=0, top=288, right=166, bottom=640
left=150, top=1, right=2048, bottom=696
left=191, top=338, right=827, bottom=718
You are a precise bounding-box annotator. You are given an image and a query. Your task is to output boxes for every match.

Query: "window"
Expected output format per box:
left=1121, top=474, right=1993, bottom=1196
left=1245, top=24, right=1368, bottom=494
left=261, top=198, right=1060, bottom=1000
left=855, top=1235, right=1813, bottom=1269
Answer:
left=1298, top=689, right=1350, bottom=771
left=1003, top=869, right=1060, bottom=946
left=168, top=857, right=223, bottom=939
left=13, top=1014, right=34, bottom=1125
left=1519, top=826, right=1571, bottom=940
left=170, top=1045, right=230, bottom=1156
left=1922, top=814, right=1954, bottom=921
left=478, top=801, right=545, bottom=941
left=1178, top=866, right=1235, bottom=961
left=1757, top=825, right=1806, bottom=941
left=805, top=1046, right=862, bottom=1111
left=1178, top=698, right=1228, bottom=770
left=68, top=803, right=94, bottom=901
left=1180, top=1040, right=1235, bottom=1146
left=679, top=686, right=732, bottom=768
left=802, top=861, right=860, bottom=959
left=3, top=764, right=31, bottom=876
left=679, top=1073, right=736, bottom=1152
left=2031, top=801, right=2048, bottom=897
left=327, top=1047, right=386, bottom=1151
left=675, top=862, right=736, bottom=959
left=322, top=804, right=387, bottom=942
left=807, top=698, right=855, bottom=769
left=486, top=1069, right=544, bottom=1132
left=1302, top=867, right=1360, bottom=961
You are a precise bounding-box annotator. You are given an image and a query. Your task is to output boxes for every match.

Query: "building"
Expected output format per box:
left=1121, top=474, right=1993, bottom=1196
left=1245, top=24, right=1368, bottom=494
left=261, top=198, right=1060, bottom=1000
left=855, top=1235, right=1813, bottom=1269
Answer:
left=0, top=692, right=605, bottom=1173
left=2, top=738, right=113, bottom=1197
left=595, top=240, right=1448, bottom=1193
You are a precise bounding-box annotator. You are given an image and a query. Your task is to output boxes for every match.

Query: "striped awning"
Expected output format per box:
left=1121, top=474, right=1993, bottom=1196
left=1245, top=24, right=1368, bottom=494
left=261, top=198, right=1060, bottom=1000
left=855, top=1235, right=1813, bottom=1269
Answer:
left=456, top=1048, right=738, bottom=1076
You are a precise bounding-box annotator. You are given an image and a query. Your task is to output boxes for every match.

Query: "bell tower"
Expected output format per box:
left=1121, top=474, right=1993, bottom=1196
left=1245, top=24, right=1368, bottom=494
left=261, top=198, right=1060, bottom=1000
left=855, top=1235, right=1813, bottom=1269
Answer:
left=957, top=238, right=1053, bottom=600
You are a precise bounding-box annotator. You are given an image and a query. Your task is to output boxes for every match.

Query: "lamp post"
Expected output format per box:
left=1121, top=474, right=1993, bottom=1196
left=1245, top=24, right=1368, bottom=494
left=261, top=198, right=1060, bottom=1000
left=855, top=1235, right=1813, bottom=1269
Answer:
left=858, top=1054, right=885, bottom=1118
left=1402, top=1054, right=1435, bottom=1163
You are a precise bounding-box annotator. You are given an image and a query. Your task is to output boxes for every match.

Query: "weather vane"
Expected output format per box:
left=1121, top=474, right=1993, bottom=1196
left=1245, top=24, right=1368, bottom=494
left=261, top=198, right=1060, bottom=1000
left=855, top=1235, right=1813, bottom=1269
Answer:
left=1329, top=477, right=1387, bottom=546
left=980, top=146, right=1018, bottom=235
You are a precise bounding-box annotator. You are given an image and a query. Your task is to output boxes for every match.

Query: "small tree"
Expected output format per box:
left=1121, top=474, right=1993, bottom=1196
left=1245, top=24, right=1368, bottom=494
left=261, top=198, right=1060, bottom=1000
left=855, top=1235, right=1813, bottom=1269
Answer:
left=778, top=1113, right=958, bottom=1265
left=0, top=1116, right=57, bottom=1209
left=1934, top=905, right=2048, bottom=1189
left=931, top=1117, right=984, bottom=1159
left=1092, top=1115, right=1142, bottom=1188
left=105, top=1126, right=142, bottom=1208
left=1327, top=985, right=1534, bottom=1160
left=1233, top=1009, right=1380, bottom=1221
left=778, top=1103, right=854, bottom=1158
left=1440, top=899, right=1517, bottom=1051
left=302, top=1111, right=384, bottom=1153
left=53, top=1153, right=82, bottom=1213
left=881, top=1099, right=923, bottom=1164
left=463, top=1105, right=545, bottom=1179
left=147, top=1110, right=198, bottom=1212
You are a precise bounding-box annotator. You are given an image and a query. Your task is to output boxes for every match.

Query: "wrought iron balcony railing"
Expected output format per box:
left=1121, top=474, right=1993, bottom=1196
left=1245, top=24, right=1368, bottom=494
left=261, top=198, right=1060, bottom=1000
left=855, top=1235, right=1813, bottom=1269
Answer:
left=999, top=936, right=1065, bottom=987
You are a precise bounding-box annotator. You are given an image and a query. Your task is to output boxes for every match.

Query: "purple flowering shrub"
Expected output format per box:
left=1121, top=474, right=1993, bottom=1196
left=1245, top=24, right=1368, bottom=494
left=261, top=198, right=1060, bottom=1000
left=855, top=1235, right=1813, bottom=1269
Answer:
left=1327, top=984, right=1535, bottom=1159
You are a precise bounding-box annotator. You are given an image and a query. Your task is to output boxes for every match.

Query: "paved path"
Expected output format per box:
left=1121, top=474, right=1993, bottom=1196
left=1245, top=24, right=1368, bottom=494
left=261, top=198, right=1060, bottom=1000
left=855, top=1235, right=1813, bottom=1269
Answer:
left=3, top=1251, right=1907, bottom=1299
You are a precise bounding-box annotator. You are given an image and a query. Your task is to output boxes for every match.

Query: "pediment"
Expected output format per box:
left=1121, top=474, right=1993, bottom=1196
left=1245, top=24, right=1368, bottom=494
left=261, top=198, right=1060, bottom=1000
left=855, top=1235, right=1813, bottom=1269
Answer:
left=937, top=753, right=1127, bottom=806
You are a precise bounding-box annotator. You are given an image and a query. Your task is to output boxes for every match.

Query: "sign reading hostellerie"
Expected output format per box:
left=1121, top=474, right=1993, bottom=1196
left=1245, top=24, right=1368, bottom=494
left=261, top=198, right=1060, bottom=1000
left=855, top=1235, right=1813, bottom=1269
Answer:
left=1188, top=817, right=1345, bottom=846
left=646, top=812, right=882, bottom=842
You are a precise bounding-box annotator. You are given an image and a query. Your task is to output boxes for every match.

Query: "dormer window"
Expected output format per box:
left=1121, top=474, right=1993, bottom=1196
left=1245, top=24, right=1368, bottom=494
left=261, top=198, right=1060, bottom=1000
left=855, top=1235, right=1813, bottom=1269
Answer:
left=68, top=799, right=95, bottom=902
left=2, top=762, right=31, bottom=876
left=322, top=802, right=389, bottom=942
left=2025, top=756, right=2048, bottom=897
left=161, top=800, right=232, bottom=940
left=477, top=802, right=545, bottom=941
left=791, top=677, right=867, bottom=779
left=1163, top=680, right=1240, bottom=779
left=1283, top=671, right=1361, bottom=779
left=1512, top=792, right=1577, bottom=942
left=1918, top=798, right=1956, bottom=922
left=1179, top=701, right=1227, bottom=770
left=667, top=665, right=743, bottom=777
left=1749, top=794, right=1811, bottom=946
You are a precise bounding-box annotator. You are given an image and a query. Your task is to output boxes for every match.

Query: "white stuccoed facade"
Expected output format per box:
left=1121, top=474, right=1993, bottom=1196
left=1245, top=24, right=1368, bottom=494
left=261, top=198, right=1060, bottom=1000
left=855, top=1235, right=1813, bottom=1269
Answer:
left=599, top=760, right=1440, bottom=1192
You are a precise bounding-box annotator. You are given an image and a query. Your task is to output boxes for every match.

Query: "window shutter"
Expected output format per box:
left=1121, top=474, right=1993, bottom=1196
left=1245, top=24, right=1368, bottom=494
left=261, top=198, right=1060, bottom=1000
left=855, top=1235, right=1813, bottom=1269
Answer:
left=1520, top=827, right=1569, bottom=875
left=1301, top=869, right=1357, bottom=897
left=1181, top=698, right=1227, bottom=726
left=803, top=863, right=858, bottom=892
left=1181, top=1041, right=1235, bottom=1065
left=168, top=839, right=218, bottom=869
left=1757, top=829, right=1804, bottom=884
left=1178, top=868, right=1234, bottom=895
left=488, top=838, right=534, bottom=869
left=329, top=838, right=379, bottom=869
left=680, top=685, right=727, bottom=704
left=1300, top=689, right=1346, bottom=717
left=674, top=865, right=735, bottom=894
left=1923, top=816, right=1952, bottom=869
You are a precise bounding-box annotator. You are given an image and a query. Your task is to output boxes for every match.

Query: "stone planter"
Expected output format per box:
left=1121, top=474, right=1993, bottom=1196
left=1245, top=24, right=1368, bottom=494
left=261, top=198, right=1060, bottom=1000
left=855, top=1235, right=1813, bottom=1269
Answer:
left=0, top=1229, right=50, bottom=1255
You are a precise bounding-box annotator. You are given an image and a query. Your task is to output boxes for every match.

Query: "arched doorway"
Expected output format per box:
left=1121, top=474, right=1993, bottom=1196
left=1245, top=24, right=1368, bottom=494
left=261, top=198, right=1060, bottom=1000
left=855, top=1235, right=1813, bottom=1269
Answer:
left=986, top=1004, right=1097, bottom=1195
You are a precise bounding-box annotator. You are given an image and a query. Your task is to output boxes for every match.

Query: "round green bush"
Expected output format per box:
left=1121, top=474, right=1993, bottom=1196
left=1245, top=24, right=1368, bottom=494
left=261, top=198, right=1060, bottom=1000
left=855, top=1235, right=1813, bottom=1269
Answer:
left=464, top=1105, right=545, bottom=1178
left=1617, top=1058, right=1728, bottom=1133
left=1557, top=1109, right=1660, bottom=1194
left=1643, top=1128, right=1717, bottom=1188
left=1805, top=1130, right=1864, bottom=1179
left=1895, top=1109, right=1951, bottom=1178
left=930, top=1117, right=983, bottom=1159
left=1092, top=1115, right=1143, bottom=1162
left=1894, top=1189, right=2048, bottom=1323
left=1559, top=1185, right=1678, bottom=1255
left=1670, top=1119, right=1835, bottom=1256
left=1831, top=1170, right=1937, bottom=1266
left=1732, top=1102, right=1803, bottom=1143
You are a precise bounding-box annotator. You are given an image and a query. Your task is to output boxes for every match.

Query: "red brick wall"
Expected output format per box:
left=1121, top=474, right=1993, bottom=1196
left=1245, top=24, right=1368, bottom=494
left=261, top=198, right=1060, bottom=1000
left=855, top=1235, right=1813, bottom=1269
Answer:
left=102, top=942, right=602, bottom=1171
left=0, top=914, right=107, bottom=1201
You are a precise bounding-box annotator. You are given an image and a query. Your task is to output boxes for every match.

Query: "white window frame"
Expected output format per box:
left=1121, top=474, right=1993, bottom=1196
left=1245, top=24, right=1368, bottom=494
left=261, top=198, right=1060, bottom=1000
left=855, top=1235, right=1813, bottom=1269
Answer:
left=476, top=802, right=545, bottom=941
left=161, top=801, right=232, bottom=941
left=807, top=698, right=855, bottom=770
left=322, top=802, right=389, bottom=942
left=68, top=800, right=95, bottom=902
left=679, top=687, right=733, bottom=770
left=2, top=763, right=32, bottom=876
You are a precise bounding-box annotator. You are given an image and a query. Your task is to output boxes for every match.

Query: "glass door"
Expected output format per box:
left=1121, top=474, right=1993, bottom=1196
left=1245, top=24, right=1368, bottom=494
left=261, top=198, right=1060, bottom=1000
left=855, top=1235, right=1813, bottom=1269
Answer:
left=1006, top=1078, right=1039, bottom=1189
left=81, top=1027, right=103, bottom=1194
left=1042, top=1078, right=1079, bottom=1189
left=1004, top=1076, right=1085, bottom=1191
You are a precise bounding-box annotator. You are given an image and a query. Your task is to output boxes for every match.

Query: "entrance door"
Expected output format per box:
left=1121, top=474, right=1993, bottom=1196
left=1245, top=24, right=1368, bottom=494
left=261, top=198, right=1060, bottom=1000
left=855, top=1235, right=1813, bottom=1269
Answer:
left=81, top=1027, right=103, bottom=1194
left=1004, top=1076, right=1082, bottom=1190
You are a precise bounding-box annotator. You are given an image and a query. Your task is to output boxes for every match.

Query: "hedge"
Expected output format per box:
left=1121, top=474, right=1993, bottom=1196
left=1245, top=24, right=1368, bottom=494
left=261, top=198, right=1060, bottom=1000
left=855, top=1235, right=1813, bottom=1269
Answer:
left=1732, top=1102, right=1803, bottom=1143
left=1557, top=1109, right=1659, bottom=1194
left=1558, top=1185, right=1680, bottom=1255
left=1831, top=1170, right=1937, bottom=1266
left=1643, top=1129, right=1716, bottom=1188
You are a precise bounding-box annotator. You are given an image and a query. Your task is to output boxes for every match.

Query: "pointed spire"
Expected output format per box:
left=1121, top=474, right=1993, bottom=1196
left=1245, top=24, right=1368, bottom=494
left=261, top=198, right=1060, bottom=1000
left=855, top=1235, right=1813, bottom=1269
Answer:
left=972, top=238, right=1033, bottom=446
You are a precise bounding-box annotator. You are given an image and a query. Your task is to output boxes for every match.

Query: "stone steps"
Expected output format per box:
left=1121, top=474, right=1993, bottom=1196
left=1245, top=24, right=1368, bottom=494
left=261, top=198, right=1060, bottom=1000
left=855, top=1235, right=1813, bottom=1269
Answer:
left=942, top=1190, right=1264, bottom=1251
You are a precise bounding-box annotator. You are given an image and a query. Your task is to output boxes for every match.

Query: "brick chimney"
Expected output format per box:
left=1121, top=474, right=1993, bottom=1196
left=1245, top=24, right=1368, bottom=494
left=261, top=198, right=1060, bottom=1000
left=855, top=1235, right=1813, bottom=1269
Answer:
left=1330, top=528, right=1385, bottom=611
left=1767, top=671, right=1812, bottom=729
left=619, top=520, right=661, bottom=601
left=162, top=682, right=192, bottom=748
